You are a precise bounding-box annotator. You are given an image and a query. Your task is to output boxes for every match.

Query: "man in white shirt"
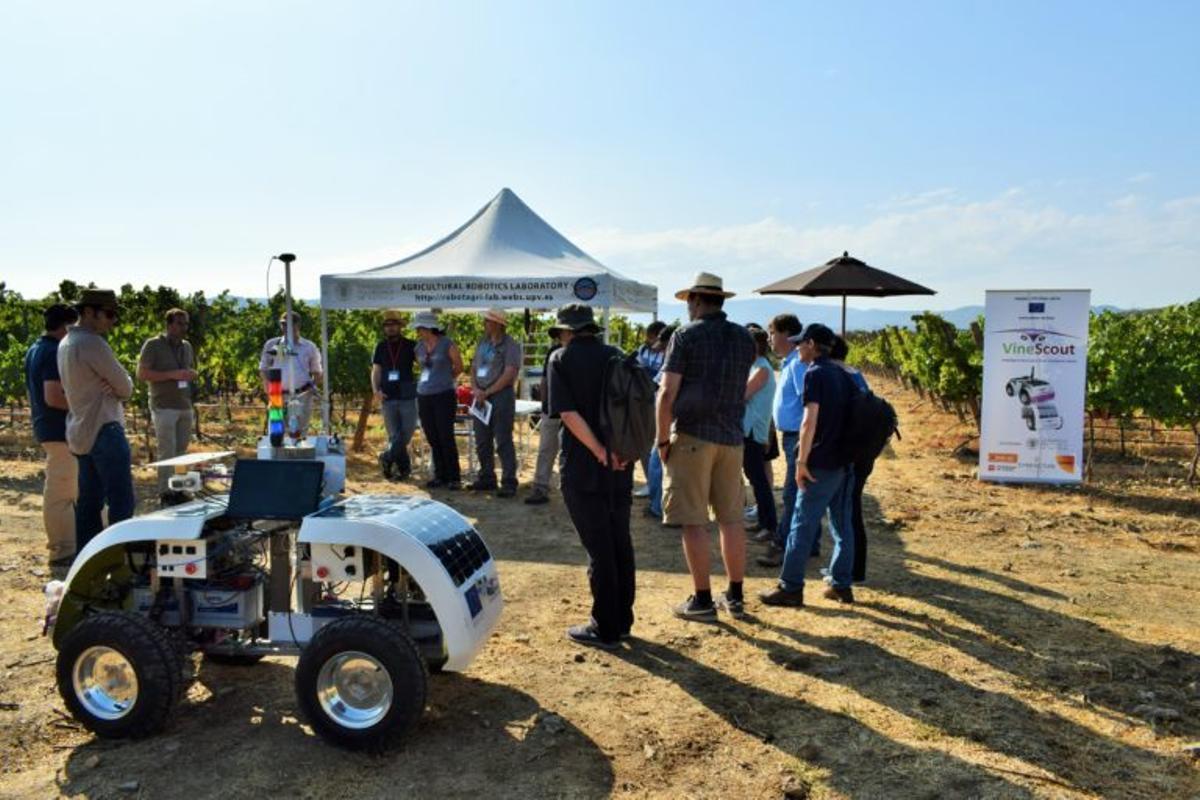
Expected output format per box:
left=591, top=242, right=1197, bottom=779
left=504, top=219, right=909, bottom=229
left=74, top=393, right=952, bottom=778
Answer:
left=259, top=311, right=324, bottom=437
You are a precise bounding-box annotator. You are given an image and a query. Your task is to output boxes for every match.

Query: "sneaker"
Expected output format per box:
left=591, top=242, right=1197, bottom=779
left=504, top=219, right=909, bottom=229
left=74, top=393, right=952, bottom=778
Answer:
left=424, top=478, right=445, bottom=489
left=822, top=585, right=855, bottom=604
left=759, top=584, right=805, bottom=607
left=495, top=486, right=517, bottom=499
left=633, top=486, right=650, bottom=498
left=751, top=527, right=776, bottom=544
left=755, top=545, right=784, bottom=568
left=566, top=624, right=619, bottom=650
left=444, top=481, right=462, bottom=491
left=715, top=592, right=746, bottom=619
left=466, top=479, right=498, bottom=492
left=524, top=489, right=549, bottom=505
left=378, top=453, right=393, bottom=480
left=671, top=595, right=718, bottom=622
left=743, top=504, right=757, bottom=521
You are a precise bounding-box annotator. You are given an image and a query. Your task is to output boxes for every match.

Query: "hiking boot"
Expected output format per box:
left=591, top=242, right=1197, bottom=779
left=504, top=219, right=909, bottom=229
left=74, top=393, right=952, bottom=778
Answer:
left=495, top=486, right=517, bottom=499
left=424, top=478, right=445, bottom=489
left=465, top=479, right=498, bottom=492
left=822, top=585, right=855, bottom=604
left=566, top=624, right=620, bottom=650
left=715, top=592, right=746, bottom=619
left=671, top=595, right=717, bottom=622
left=758, top=584, right=805, bottom=607
left=756, top=544, right=784, bottom=568
left=378, top=453, right=393, bottom=480
left=524, top=488, right=549, bottom=505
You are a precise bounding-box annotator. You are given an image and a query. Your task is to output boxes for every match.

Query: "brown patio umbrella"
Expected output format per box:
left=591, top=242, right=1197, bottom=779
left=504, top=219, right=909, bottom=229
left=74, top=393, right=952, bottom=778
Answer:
left=754, top=251, right=936, bottom=335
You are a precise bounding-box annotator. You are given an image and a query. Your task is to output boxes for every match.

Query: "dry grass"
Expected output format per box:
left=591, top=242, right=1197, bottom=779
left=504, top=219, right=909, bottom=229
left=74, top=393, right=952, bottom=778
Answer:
left=0, top=376, right=1197, bottom=799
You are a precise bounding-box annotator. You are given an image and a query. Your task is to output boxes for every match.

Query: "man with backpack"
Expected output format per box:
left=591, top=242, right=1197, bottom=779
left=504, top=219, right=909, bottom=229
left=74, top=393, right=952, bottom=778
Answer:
left=760, top=323, right=858, bottom=607
left=657, top=273, right=756, bottom=620
left=547, top=304, right=638, bottom=649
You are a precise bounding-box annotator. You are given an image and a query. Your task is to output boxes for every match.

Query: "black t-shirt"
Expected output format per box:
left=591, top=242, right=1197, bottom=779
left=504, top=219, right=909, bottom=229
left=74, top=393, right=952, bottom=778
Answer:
left=801, top=356, right=854, bottom=470
left=547, top=336, right=634, bottom=495
left=372, top=338, right=416, bottom=400
left=24, top=335, right=66, bottom=443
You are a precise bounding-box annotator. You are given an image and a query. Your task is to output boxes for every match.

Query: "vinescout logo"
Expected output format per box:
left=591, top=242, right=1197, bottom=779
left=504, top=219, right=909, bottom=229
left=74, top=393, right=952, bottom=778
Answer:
left=995, top=327, right=1080, bottom=356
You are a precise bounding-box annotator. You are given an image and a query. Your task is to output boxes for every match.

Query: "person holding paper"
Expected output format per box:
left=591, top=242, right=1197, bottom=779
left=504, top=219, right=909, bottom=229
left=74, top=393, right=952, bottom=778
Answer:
left=137, top=307, right=196, bottom=505
left=468, top=308, right=523, bottom=497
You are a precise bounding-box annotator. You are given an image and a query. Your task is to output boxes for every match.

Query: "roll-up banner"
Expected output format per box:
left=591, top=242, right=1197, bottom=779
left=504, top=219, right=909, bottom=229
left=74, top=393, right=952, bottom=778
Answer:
left=979, top=290, right=1090, bottom=483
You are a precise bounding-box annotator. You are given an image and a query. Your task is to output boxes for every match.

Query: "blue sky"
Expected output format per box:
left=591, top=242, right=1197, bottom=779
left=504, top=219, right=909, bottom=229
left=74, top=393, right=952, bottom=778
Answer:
left=2, top=1, right=1197, bottom=310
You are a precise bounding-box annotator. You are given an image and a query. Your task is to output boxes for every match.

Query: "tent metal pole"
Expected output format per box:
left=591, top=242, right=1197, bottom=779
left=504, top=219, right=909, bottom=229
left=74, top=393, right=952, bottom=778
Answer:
left=841, top=295, right=847, bottom=337
left=601, top=307, right=610, bottom=344
left=319, top=306, right=331, bottom=435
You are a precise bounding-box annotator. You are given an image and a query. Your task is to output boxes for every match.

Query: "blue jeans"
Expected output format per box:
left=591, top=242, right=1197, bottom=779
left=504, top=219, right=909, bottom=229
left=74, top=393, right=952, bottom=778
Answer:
left=774, top=430, right=799, bottom=547
left=75, top=422, right=136, bottom=552
left=381, top=397, right=417, bottom=473
left=779, top=465, right=855, bottom=591
left=646, top=445, right=663, bottom=516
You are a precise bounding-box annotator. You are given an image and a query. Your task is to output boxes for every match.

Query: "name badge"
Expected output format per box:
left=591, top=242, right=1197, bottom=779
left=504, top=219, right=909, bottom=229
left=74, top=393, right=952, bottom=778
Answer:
left=387, top=370, right=400, bottom=382
left=419, top=369, right=431, bottom=384
left=476, top=365, right=490, bottom=379
left=177, top=380, right=189, bottom=389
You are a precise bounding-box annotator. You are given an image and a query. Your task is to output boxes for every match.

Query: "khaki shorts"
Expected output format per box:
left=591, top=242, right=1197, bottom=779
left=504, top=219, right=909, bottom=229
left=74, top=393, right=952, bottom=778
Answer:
left=663, top=432, right=746, bottom=526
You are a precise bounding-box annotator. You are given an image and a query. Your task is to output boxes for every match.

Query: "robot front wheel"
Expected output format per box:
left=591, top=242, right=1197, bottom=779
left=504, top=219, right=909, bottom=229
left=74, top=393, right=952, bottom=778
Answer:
left=56, top=611, right=186, bottom=739
left=294, top=615, right=428, bottom=750
left=1005, top=383, right=1015, bottom=397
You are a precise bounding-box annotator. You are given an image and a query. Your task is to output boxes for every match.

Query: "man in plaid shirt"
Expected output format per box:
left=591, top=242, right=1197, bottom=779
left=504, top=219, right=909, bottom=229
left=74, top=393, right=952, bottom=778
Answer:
left=656, top=272, right=756, bottom=621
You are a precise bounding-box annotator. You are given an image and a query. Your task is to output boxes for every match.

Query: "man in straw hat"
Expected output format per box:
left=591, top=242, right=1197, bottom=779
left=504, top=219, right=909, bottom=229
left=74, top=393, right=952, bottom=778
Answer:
left=546, top=303, right=635, bottom=648
left=371, top=309, right=418, bottom=481
left=57, top=289, right=136, bottom=552
left=656, top=272, right=756, bottom=620
left=467, top=308, right=523, bottom=497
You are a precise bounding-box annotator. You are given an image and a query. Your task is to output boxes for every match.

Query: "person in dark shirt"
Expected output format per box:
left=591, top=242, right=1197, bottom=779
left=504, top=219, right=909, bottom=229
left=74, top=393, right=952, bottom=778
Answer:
left=760, top=323, right=858, bottom=607
left=24, top=303, right=79, bottom=567
left=547, top=304, right=635, bottom=649
left=657, top=272, right=756, bottom=621
left=371, top=310, right=418, bottom=480
left=831, top=335, right=873, bottom=584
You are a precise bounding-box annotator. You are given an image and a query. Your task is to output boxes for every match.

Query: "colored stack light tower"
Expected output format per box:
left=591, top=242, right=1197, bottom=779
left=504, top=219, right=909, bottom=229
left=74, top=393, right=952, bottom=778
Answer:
left=266, top=368, right=285, bottom=446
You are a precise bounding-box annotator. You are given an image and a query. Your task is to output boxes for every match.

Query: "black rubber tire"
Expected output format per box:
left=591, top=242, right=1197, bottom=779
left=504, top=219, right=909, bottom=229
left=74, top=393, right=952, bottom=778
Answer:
left=1005, top=384, right=1015, bottom=397
left=55, top=611, right=180, bottom=739
left=1025, top=415, right=1037, bottom=431
left=294, top=615, right=428, bottom=750
left=1018, top=388, right=1031, bottom=405
left=204, top=652, right=265, bottom=666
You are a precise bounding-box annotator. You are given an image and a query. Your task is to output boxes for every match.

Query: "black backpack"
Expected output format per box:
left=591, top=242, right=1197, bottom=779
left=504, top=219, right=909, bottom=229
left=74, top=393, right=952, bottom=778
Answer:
left=841, top=388, right=899, bottom=465
left=599, top=351, right=659, bottom=463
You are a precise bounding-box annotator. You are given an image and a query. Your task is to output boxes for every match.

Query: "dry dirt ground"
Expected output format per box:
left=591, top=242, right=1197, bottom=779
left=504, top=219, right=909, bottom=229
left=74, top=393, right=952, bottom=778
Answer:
left=1, top=376, right=1198, bottom=800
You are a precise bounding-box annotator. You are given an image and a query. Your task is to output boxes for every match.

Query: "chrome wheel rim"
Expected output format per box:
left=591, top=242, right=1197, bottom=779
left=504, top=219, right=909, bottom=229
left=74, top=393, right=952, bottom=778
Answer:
left=73, top=646, right=138, bottom=720
left=316, top=651, right=392, bottom=729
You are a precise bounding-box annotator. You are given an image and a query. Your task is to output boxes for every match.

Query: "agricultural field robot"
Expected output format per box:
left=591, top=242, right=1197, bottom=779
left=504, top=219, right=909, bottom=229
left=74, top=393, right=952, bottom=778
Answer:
left=45, top=441, right=503, bottom=750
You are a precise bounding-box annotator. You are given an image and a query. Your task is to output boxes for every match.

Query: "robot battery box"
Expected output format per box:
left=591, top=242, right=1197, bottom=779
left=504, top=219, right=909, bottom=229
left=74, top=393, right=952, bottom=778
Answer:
left=155, top=539, right=207, bottom=579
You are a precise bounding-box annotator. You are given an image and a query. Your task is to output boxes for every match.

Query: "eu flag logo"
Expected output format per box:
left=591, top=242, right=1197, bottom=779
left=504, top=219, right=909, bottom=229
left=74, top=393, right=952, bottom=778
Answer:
left=1028, top=302, right=1045, bottom=313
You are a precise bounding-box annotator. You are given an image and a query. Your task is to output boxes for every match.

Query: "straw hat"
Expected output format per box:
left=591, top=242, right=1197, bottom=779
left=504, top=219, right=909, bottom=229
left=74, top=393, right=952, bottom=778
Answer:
left=674, top=272, right=736, bottom=301
left=482, top=308, right=508, bottom=326
left=381, top=309, right=404, bottom=324
left=409, top=311, right=442, bottom=331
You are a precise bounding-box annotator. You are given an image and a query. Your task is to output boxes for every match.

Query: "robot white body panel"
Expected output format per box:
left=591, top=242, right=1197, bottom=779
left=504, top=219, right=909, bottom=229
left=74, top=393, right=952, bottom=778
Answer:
left=299, top=494, right=502, bottom=671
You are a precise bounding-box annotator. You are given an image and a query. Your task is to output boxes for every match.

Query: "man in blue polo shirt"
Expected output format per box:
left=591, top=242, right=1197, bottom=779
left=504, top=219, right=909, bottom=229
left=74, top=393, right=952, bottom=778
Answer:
left=760, top=323, right=858, bottom=607
left=24, top=304, right=79, bottom=567
left=755, top=313, right=804, bottom=568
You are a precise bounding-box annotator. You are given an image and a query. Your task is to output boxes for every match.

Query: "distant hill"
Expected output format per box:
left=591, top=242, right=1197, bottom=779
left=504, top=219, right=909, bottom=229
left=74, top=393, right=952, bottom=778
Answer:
left=655, top=297, right=1121, bottom=331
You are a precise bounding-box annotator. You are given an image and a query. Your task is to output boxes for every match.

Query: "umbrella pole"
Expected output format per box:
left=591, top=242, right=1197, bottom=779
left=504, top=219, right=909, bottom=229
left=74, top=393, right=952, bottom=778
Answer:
left=841, top=295, right=846, bottom=337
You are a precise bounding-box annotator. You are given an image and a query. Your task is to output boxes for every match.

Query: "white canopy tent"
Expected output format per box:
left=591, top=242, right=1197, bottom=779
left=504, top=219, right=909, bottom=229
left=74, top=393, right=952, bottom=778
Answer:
left=316, top=188, right=657, bottom=432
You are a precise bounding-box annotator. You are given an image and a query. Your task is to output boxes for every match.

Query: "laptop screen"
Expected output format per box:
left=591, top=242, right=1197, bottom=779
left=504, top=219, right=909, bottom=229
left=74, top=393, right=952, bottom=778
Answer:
left=226, top=459, right=324, bottom=520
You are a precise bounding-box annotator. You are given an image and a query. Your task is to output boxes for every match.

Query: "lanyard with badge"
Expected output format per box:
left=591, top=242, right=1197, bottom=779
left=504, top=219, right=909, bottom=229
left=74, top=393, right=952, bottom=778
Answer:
left=172, top=340, right=189, bottom=390
left=476, top=340, right=496, bottom=381
left=385, top=340, right=405, bottom=383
